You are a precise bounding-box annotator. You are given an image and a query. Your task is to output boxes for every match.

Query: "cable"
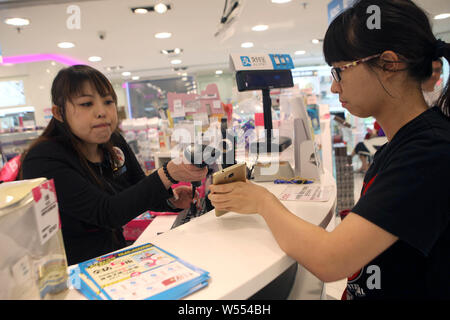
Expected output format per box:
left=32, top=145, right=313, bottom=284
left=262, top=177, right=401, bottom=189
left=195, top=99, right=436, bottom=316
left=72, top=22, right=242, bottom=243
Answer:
left=220, top=0, right=228, bottom=23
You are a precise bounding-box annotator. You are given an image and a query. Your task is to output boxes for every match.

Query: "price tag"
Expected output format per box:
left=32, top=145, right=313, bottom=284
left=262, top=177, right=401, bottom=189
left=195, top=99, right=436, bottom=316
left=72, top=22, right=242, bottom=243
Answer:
left=213, top=100, right=222, bottom=109
left=32, top=180, right=60, bottom=245
left=172, top=99, right=185, bottom=117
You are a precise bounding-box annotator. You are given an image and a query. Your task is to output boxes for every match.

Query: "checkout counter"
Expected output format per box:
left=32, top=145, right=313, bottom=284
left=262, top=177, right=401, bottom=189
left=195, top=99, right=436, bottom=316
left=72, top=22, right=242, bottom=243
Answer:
left=55, top=168, right=336, bottom=300
left=54, top=52, right=337, bottom=300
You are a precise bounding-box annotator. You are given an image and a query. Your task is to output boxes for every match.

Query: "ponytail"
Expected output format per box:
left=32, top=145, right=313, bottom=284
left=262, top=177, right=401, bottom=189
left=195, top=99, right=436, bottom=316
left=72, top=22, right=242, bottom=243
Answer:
left=435, top=40, right=450, bottom=117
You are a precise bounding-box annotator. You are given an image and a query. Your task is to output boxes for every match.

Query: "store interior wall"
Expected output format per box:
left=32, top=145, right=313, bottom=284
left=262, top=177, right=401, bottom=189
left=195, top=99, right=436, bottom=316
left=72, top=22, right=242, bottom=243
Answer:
left=0, top=61, right=64, bottom=127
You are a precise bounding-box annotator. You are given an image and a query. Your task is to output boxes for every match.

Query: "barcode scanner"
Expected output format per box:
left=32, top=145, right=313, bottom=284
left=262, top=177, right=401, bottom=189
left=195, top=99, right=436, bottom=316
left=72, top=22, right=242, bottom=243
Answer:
left=183, top=144, right=221, bottom=210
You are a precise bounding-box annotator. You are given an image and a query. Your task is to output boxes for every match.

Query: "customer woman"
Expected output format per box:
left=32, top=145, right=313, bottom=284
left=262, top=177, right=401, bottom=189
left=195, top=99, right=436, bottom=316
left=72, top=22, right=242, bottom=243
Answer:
left=21, top=65, right=207, bottom=265
left=209, top=0, right=450, bottom=299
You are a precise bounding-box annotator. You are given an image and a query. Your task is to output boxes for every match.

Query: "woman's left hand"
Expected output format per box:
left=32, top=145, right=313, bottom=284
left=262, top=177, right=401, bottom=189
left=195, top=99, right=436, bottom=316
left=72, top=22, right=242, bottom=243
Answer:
left=169, top=186, right=198, bottom=209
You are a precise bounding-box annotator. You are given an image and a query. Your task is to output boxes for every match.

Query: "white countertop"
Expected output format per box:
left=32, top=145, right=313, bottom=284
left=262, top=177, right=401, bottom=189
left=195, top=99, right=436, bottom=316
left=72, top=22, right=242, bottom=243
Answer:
left=56, top=169, right=336, bottom=300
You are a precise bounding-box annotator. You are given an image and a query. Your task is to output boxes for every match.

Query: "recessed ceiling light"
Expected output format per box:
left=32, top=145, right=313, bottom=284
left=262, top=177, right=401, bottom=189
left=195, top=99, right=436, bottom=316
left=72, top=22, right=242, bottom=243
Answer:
left=241, top=42, right=254, bottom=48
left=133, top=8, right=148, bottom=14
left=295, top=50, right=306, bottom=55
left=88, top=56, right=102, bottom=62
left=171, top=59, right=182, bottom=65
left=132, top=76, right=140, bottom=80
left=216, top=70, right=223, bottom=75
left=57, top=42, right=75, bottom=49
left=434, top=13, right=450, bottom=20
left=160, top=48, right=183, bottom=55
left=181, top=77, right=188, bottom=81
left=252, top=25, right=268, bottom=32
left=271, top=0, right=292, bottom=4
left=4, top=17, right=30, bottom=26
left=122, top=71, right=131, bottom=76
left=312, top=39, right=320, bottom=44
left=154, top=3, right=168, bottom=14
left=155, top=32, right=172, bottom=39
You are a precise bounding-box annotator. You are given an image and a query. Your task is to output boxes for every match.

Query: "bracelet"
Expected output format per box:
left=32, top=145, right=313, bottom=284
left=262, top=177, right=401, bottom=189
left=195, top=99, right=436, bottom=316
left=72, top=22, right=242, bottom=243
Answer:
left=163, top=162, right=179, bottom=184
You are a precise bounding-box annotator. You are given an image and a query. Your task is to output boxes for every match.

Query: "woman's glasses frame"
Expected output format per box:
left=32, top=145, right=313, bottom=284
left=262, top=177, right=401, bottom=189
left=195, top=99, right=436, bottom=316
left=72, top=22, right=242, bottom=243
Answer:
left=331, top=54, right=382, bottom=82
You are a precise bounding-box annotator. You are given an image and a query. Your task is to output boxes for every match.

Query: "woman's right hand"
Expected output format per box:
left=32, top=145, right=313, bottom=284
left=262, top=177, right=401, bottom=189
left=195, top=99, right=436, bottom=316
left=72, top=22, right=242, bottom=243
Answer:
left=166, top=160, right=207, bottom=182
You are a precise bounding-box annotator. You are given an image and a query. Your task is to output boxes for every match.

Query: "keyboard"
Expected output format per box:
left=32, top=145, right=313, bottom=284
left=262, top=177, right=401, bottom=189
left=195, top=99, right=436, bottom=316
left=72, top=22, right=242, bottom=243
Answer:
left=171, top=197, right=209, bottom=229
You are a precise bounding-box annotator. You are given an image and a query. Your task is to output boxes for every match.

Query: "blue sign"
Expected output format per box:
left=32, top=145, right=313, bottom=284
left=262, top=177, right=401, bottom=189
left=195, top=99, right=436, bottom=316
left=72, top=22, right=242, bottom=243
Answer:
left=328, top=0, right=343, bottom=24
left=328, top=0, right=356, bottom=24
left=269, top=54, right=294, bottom=70
left=240, top=56, right=252, bottom=67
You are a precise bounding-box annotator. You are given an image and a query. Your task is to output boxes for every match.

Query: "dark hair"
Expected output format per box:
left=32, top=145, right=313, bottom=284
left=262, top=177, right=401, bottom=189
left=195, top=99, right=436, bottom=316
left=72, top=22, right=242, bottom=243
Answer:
left=323, top=0, right=450, bottom=116
left=20, top=65, right=119, bottom=186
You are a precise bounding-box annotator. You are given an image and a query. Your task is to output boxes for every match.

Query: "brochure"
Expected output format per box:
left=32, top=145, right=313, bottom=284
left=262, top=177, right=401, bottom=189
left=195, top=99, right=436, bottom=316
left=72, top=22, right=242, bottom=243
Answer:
left=279, top=185, right=334, bottom=202
left=71, top=243, right=210, bottom=300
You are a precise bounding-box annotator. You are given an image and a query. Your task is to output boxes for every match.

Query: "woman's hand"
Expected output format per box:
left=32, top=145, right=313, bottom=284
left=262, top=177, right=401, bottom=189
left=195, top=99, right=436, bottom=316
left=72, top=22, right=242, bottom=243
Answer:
left=169, top=186, right=198, bottom=209
left=158, top=159, right=207, bottom=189
left=208, top=180, right=273, bottom=214
left=167, top=160, right=207, bottom=182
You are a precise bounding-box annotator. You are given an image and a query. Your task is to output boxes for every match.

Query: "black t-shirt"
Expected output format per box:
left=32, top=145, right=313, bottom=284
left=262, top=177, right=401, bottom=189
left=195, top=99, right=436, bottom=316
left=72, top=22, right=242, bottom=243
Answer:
left=345, top=107, right=450, bottom=300
left=22, top=132, right=179, bottom=265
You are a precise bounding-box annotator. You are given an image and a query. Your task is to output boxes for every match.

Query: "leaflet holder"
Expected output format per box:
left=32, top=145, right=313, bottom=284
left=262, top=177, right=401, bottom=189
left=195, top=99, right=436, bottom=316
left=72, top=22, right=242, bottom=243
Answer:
left=293, top=117, right=322, bottom=182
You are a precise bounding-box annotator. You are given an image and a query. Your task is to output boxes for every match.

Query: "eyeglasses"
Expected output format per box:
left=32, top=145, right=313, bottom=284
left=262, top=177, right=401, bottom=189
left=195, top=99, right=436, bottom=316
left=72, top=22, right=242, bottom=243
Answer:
left=331, top=54, right=381, bottom=82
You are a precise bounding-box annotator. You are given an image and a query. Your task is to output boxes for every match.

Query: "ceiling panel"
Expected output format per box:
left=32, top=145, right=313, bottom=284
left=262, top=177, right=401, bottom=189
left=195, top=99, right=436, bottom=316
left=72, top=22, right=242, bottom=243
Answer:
left=0, top=0, right=448, bottom=80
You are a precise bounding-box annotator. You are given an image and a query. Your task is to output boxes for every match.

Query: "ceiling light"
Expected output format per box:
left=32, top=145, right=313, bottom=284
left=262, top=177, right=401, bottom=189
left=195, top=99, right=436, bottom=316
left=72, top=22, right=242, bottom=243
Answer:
left=154, top=3, right=168, bottom=14
left=241, top=42, right=254, bottom=48
left=312, top=39, right=320, bottom=44
left=105, top=65, right=123, bottom=72
left=434, top=13, right=450, bottom=20
left=88, top=56, right=102, bottom=62
left=160, top=48, right=183, bottom=55
left=57, top=42, right=75, bottom=49
left=216, top=70, right=223, bottom=75
left=181, top=77, right=188, bottom=81
left=271, top=0, right=292, bottom=3
left=295, top=50, right=306, bottom=55
left=4, top=17, right=30, bottom=26
left=171, top=59, right=182, bottom=65
left=132, top=76, right=140, bottom=80
left=252, top=25, right=268, bottom=32
left=122, top=71, right=131, bottom=76
left=155, top=32, right=172, bottom=39
left=133, top=8, right=148, bottom=14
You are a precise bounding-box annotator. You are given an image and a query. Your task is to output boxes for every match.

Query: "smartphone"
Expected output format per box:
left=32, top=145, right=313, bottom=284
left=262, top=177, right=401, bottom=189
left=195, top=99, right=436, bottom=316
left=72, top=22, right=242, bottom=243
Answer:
left=212, top=162, right=247, bottom=217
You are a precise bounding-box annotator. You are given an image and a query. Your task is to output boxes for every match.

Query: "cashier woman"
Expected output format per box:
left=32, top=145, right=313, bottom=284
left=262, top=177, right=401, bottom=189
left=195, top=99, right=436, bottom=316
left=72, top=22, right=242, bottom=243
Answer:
left=210, top=0, right=450, bottom=300
left=21, top=65, right=207, bottom=265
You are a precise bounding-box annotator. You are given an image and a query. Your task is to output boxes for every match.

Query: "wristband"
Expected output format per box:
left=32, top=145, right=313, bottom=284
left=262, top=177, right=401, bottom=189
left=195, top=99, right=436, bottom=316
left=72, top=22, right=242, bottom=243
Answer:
left=163, top=162, right=179, bottom=184
left=166, top=198, right=177, bottom=209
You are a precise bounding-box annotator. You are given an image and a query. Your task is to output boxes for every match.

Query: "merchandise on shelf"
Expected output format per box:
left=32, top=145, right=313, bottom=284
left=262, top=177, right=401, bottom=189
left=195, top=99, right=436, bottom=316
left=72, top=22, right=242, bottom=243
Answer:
left=120, top=118, right=163, bottom=173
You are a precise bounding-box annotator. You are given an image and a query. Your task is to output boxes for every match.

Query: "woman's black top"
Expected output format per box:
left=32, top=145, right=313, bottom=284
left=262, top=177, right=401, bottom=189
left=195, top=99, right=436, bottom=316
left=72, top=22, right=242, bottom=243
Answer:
left=22, top=132, right=178, bottom=265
